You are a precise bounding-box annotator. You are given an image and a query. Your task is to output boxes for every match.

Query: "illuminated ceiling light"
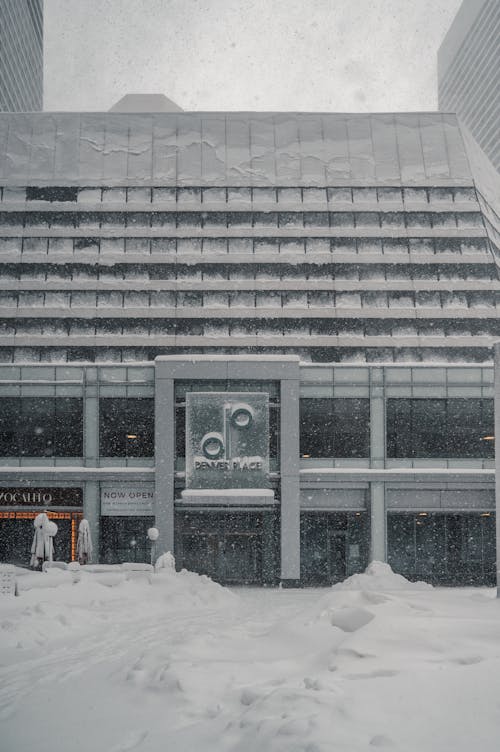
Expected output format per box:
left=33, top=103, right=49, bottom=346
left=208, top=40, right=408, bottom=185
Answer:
left=355, top=512, right=362, bottom=517
left=301, top=454, right=311, bottom=458
left=480, top=512, right=491, bottom=517
left=481, top=436, right=495, bottom=441
left=418, top=512, right=428, bottom=517
left=127, top=434, right=138, bottom=439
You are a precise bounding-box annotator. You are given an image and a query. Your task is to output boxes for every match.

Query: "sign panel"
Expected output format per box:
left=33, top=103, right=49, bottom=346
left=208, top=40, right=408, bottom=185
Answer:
left=185, top=392, right=270, bottom=490
left=0, top=487, right=82, bottom=507
left=100, top=488, right=154, bottom=516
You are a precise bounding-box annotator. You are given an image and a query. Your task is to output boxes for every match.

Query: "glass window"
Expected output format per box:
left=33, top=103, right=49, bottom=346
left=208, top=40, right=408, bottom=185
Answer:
left=99, top=398, right=154, bottom=457
left=279, top=212, right=303, bottom=228
left=304, top=212, right=329, bottom=227
left=386, top=398, right=494, bottom=458
left=100, top=516, right=155, bottom=564
left=388, top=512, right=496, bottom=586
left=26, top=186, right=78, bottom=202
left=330, top=212, right=354, bottom=227
left=300, top=398, right=370, bottom=458
left=0, top=397, right=83, bottom=456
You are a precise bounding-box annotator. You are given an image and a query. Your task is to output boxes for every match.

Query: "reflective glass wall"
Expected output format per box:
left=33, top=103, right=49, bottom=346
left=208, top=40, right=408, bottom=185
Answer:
left=300, top=512, right=369, bottom=585
left=387, top=399, right=494, bottom=458
left=387, top=512, right=495, bottom=585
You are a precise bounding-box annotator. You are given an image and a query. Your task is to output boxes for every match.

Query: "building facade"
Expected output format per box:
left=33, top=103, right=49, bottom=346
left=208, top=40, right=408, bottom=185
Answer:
left=0, top=109, right=498, bottom=585
left=0, top=0, right=43, bottom=112
left=438, top=0, right=500, bottom=172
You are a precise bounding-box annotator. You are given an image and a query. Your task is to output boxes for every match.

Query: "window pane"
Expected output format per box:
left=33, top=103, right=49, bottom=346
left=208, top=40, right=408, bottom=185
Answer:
left=386, top=399, right=494, bottom=458
left=300, top=398, right=369, bottom=458
left=0, top=398, right=21, bottom=455
left=332, top=398, right=370, bottom=457
left=54, top=398, right=84, bottom=456
left=99, top=398, right=154, bottom=457
left=0, top=397, right=82, bottom=457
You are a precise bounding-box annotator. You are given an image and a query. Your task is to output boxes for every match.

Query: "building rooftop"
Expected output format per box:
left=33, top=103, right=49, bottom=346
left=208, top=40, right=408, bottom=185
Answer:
left=0, top=111, right=475, bottom=188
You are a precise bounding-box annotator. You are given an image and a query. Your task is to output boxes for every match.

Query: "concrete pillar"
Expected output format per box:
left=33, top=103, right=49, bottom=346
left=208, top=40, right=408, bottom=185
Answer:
left=370, top=367, right=385, bottom=469
left=84, top=384, right=99, bottom=467
left=83, top=376, right=100, bottom=560
left=280, top=377, right=301, bottom=584
left=494, top=344, right=500, bottom=596
left=370, top=481, right=386, bottom=562
left=154, top=374, right=175, bottom=556
left=83, top=480, right=100, bottom=562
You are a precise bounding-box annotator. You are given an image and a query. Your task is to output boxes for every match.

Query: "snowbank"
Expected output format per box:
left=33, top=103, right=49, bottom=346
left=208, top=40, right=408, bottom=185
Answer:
left=331, top=560, right=432, bottom=592
left=0, top=562, right=235, bottom=657
left=1, top=563, right=499, bottom=752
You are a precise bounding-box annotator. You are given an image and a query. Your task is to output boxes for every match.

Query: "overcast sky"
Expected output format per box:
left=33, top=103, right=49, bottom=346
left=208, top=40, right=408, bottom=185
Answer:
left=44, top=0, right=462, bottom=113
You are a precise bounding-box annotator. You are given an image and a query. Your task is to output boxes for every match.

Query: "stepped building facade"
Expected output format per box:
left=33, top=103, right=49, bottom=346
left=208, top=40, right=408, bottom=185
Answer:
left=0, top=109, right=498, bottom=585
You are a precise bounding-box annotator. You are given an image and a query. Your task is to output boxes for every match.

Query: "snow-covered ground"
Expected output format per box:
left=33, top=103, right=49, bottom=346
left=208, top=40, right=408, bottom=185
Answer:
left=1, top=562, right=500, bottom=752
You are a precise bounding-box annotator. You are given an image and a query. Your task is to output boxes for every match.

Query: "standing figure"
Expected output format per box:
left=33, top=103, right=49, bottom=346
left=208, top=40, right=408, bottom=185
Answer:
left=76, top=519, right=93, bottom=565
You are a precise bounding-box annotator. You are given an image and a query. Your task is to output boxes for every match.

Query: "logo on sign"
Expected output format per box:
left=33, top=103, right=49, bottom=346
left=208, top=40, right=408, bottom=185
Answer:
left=185, top=392, right=270, bottom=490
left=195, top=403, right=262, bottom=471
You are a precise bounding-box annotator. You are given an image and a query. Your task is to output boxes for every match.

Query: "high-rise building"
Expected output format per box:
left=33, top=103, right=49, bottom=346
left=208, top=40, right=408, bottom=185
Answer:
left=0, top=0, right=43, bottom=112
left=0, top=106, right=498, bottom=586
left=438, top=0, right=499, bottom=172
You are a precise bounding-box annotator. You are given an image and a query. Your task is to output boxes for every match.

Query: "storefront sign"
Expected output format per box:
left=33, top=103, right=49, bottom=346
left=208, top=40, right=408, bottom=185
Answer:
left=185, top=392, right=270, bottom=490
left=0, top=487, right=82, bottom=507
left=100, top=488, right=154, bottom=516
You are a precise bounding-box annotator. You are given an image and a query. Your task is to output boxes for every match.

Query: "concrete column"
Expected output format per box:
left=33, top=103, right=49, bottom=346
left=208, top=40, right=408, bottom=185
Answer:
left=280, top=377, right=301, bottom=584
left=84, top=384, right=99, bottom=467
left=154, top=374, right=175, bottom=556
left=370, top=481, right=386, bottom=562
left=494, top=344, right=500, bottom=596
left=83, top=480, right=100, bottom=562
left=370, top=368, right=385, bottom=469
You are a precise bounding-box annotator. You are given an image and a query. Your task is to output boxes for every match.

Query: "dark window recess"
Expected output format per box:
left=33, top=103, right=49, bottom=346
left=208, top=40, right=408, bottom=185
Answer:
left=26, top=186, right=78, bottom=202
left=387, top=513, right=495, bottom=586
left=299, top=398, right=370, bottom=458
left=175, top=405, right=186, bottom=458
left=99, top=398, right=154, bottom=457
left=100, top=516, right=155, bottom=564
left=386, top=398, right=494, bottom=458
left=0, top=397, right=83, bottom=457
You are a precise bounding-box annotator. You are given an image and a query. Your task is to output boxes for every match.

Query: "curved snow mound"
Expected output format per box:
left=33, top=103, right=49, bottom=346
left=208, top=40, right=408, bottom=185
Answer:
left=153, top=565, right=237, bottom=608
left=332, top=561, right=432, bottom=592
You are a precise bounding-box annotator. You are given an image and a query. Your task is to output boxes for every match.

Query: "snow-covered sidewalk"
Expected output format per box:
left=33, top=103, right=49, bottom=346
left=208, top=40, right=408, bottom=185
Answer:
left=1, top=563, right=500, bottom=752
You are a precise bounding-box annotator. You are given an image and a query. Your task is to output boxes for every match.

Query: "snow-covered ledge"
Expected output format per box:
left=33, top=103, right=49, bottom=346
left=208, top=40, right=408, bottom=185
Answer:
left=180, top=489, right=275, bottom=506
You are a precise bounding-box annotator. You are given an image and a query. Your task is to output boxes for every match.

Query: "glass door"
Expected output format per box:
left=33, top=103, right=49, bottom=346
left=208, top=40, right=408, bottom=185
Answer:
left=222, top=533, right=262, bottom=584
left=328, top=530, right=347, bottom=582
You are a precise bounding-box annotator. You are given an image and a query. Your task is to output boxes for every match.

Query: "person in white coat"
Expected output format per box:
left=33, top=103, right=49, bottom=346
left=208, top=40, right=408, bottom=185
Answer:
left=30, top=513, right=53, bottom=569
left=76, top=519, right=93, bottom=565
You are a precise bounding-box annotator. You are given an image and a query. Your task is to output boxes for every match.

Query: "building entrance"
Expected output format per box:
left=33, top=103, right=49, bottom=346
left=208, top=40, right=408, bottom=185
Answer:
left=329, top=531, right=347, bottom=581
left=181, top=531, right=262, bottom=584
left=300, top=512, right=368, bottom=585
left=175, top=510, right=277, bottom=585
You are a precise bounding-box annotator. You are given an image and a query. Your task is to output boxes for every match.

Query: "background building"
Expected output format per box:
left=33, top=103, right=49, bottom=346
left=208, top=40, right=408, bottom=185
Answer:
left=0, top=0, right=43, bottom=112
left=0, top=107, right=498, bottom=585
left=438, top=0, right=499, bottom=172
